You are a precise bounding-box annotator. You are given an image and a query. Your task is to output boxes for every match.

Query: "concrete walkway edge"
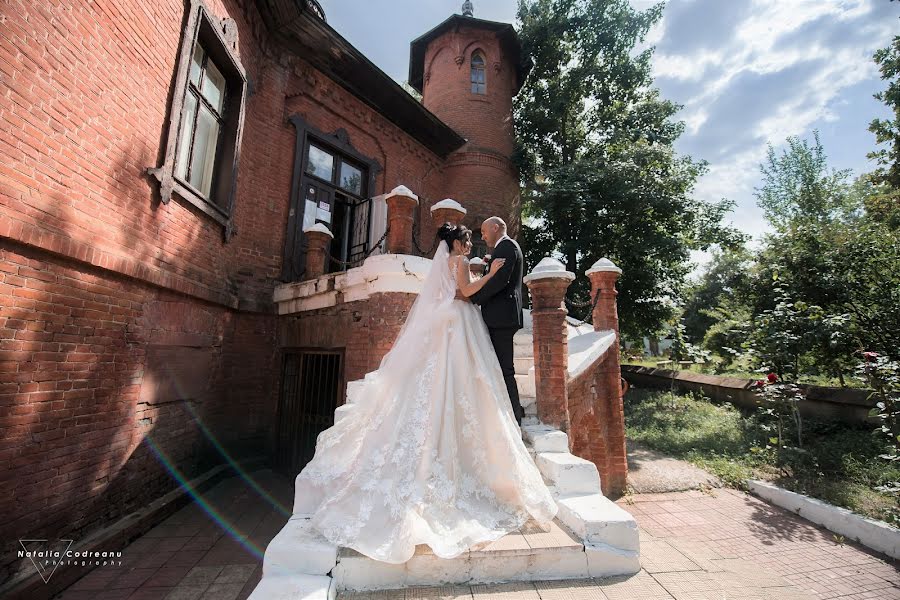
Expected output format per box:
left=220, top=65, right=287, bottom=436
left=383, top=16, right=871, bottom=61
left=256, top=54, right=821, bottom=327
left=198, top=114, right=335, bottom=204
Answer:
left=747, top=479, right=900, bottom=560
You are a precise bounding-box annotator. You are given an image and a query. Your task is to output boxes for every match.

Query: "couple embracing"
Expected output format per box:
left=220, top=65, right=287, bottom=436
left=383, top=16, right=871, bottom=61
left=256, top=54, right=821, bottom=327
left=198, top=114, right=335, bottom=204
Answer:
left=293, top=216, right=558, bottom=564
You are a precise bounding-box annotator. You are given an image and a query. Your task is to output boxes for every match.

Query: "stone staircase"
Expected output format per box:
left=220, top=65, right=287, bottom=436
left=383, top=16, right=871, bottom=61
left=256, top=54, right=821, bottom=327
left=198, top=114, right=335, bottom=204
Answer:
left=249, top=311, right=639, bottom=599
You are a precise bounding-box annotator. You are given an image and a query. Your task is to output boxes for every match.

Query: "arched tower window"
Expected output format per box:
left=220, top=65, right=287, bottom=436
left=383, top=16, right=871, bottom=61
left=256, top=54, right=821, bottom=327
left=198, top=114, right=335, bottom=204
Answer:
left=470, top=52, right=486, bottom=94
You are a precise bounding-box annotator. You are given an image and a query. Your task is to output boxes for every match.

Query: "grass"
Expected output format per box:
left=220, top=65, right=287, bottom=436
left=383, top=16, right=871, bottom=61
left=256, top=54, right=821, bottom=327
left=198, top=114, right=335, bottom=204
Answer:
left=624, top=387, right=900, bottom=526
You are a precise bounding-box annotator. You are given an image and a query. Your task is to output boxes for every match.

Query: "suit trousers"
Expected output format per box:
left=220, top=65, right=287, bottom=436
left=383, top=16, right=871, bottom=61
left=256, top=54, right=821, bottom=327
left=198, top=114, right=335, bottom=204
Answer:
left=487, top=326, right=523, bottom=425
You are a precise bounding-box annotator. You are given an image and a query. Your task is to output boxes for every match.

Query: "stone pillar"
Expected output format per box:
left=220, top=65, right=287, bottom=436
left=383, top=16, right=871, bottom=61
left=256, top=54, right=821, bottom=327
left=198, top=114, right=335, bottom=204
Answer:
left=586, top=258, right=622, bottom=336
left=385, top=185, right=418, bottom=255
left=524, top=257, right=575, bottom=432
left=430, top=198, right=467, bottom=235
left=586, top=257, right=627, bottom=496
left=303, top=223, right=334, bottom=280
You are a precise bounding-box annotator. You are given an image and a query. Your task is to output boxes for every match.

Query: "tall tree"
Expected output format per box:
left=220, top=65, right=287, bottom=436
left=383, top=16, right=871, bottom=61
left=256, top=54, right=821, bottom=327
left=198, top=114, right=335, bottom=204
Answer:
left=869, top=32, right=900, bottom=191
left=514, top=0, right=743, bottom=339
left=749, top=134, right=900, bottom=374
left=682, top=245, right=752, bottom=343
left=756, top=132, right=858, bottom=232
left=866, top=30, right=900, bottom=229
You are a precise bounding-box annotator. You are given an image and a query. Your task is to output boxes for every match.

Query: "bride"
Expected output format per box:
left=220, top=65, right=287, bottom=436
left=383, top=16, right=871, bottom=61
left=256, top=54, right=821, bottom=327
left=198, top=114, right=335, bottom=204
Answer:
left=293, top=222, right=558, bottom=564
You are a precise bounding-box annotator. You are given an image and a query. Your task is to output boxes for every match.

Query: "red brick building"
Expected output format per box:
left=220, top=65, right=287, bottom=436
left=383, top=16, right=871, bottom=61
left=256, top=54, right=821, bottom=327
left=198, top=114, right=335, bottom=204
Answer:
left=0, top=0, right=530, bottom=586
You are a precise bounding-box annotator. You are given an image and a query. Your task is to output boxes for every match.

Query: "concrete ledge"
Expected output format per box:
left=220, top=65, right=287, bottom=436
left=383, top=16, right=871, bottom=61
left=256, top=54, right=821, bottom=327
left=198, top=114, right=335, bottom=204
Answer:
left=567, top=330, right=616, bottom=381
left=515, top=372, right=536, bottom=397
left=263, top=515, right=338, bottom=577
left=622, top=365, right=877, bottom=424
left=247, top=573, right=336, bottom=600
left=274, top=254, right=429, bottom=314
left=747, top=479, right=900, bottom=560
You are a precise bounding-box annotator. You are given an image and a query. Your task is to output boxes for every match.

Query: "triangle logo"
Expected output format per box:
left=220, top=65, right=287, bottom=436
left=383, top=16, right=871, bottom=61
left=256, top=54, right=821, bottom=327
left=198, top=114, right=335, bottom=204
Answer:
left=18, top=539, right=73, bottom=583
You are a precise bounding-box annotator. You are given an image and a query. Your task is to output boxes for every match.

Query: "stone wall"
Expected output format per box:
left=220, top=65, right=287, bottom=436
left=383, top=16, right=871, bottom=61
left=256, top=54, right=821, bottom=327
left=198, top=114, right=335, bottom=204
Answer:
left=622, top=366, right=878, bottom=425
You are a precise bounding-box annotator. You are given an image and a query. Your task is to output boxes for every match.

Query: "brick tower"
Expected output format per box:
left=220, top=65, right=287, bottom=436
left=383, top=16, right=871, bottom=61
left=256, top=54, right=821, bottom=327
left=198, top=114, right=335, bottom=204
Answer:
left=409, top=2, right=530, bottom=242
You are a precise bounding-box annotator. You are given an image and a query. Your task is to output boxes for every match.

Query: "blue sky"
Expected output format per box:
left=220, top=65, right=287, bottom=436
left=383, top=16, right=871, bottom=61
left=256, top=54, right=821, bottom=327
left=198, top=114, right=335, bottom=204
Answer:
left=318, top=0, right=896, bottom=249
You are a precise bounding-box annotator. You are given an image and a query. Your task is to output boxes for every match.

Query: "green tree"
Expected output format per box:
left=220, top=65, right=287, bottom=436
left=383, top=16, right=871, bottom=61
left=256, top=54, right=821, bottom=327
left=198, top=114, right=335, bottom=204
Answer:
left=756, top=131, right=857, bottom=232
left=515, top=0, right=743, bottom=339
left=869, top=32, right=900, bottom=191
left=682, top=245, right=752, bottom=343
left=748, top=133, right=900, bottom=379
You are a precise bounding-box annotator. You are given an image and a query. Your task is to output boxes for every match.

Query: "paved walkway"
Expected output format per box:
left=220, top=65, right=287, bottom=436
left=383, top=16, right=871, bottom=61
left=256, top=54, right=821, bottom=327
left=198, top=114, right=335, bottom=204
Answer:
left=53, top=470, right=899, bottom=600
left=625, top=438, right=722, bottom=493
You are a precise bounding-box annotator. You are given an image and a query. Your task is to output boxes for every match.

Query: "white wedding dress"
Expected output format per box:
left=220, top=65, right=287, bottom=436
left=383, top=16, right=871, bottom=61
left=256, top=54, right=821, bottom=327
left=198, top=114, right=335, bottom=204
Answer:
left=293, top=239, right=558, bottom=564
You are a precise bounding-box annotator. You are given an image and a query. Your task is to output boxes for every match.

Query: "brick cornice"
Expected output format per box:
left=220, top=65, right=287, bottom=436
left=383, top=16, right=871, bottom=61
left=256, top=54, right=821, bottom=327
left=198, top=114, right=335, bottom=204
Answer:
left=0, top=217, right=240, bottom=309
left=443, top=149, right=516, bottom=175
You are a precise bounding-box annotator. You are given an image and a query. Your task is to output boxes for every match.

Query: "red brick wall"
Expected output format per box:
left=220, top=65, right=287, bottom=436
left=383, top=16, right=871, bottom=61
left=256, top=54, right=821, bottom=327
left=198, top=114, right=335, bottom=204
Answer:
left=276, top=292, right=417, bottom=393
left=0, top=0, right=526, bottom=585
left=420, top=24, right=522, bottom=238
left=0, top=0, right=450, bottom=586
left=0, top=241, right=276, bottom=583
left=422, top=26, right=516, bottom=156
left=567, top=351, right=628, bottom=497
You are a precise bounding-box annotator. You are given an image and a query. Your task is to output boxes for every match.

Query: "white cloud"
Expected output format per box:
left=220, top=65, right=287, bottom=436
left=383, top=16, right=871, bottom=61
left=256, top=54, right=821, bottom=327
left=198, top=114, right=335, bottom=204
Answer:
left=643, top=0, right=897, bottom=248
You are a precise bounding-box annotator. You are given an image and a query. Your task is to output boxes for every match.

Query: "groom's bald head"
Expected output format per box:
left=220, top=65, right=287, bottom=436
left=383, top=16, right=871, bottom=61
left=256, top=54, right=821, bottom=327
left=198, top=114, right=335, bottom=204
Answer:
left=480, top=217, right=507, bottom=247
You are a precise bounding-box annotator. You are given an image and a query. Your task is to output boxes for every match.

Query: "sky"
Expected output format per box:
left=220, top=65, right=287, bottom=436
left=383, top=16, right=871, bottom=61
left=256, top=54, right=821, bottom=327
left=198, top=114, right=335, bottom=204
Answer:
left=318, top=0, right=897, bottom=260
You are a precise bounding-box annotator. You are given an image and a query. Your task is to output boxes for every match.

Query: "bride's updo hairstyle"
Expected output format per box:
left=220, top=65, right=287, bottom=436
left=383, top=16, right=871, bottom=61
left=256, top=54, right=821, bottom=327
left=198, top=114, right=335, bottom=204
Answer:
left=436, top=222, right=472, bottom=250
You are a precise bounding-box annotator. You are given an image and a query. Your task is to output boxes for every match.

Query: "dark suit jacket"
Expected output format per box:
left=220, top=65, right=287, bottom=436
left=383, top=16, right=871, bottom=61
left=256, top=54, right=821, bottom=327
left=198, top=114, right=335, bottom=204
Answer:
left=470, top=237, right=524, bottom=330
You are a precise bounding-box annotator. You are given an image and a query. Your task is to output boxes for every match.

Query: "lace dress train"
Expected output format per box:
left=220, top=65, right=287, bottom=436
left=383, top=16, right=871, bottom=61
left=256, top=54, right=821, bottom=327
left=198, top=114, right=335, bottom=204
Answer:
left=292, top=243, right=558, bottom=564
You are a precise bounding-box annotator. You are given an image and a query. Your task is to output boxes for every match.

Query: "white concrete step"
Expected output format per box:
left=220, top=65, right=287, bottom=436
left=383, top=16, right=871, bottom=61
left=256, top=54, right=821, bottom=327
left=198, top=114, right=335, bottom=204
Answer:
left=514, top=355, right=533, bottom=374
left=332, top=519, right=587, bottom=591
left=585, top=542, right=640, bottom=578
left=521, top=394, right=536, bottom=411
left=514, top=372, right=535, bottom=397
left=514, top=331, right=533, bottom=347
left=522, top=424, right=569, bottom=453
left=247, top=573, right=335, bottom=600
left=556, top=494, right=640, bottom=552
left=263, top=515, right=338, bottom=577
left=251, top=395, right=639, bottom=597
left=534, top=452, right=601, bottom=496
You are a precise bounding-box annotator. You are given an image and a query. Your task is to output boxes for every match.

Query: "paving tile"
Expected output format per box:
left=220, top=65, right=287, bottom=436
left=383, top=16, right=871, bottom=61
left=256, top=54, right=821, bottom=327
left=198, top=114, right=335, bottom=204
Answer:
left=594, top=571, right=674, bottom=599
left=213, top=563, right=257, bottom=584
left=179, top=565, right=224, bottom=587
left=199, top=582, right=244, bottom=599
left=127, top=588, right=176, bottom=600
left=47, top=471, right=900, bottom=600
left=534, top=578, right=609, bottom=599
left=652, top=570, right=729, bottom=600
left=147, top=566, right=195, bottom=587
left=639, top=540, right=703, bottom=574
left=163, top=585, right=207, bottom=600
left=406, top=584, right=474, bottom=598
left=471, top=582, right=541, bottom=598
left=338, top=590, right=407, bottom=599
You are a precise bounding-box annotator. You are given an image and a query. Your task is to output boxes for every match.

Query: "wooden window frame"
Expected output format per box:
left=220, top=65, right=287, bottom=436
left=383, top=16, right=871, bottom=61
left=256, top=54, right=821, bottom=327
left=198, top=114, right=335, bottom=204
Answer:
left=471, top=51, right=486, bottom=95
left=147, top=0, right=247, bottom=242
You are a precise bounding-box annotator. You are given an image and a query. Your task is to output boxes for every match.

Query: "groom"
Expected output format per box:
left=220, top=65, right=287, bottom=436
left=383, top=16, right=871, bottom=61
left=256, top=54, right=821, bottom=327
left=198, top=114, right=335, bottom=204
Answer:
left=468, top=217, right=525, bottom=426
